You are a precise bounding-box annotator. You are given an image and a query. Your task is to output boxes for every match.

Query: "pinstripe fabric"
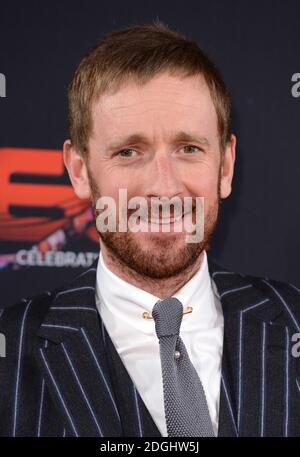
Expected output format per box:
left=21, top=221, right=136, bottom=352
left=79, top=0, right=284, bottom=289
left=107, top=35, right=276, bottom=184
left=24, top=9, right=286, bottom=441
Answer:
left=0, top=254, right=300, bottom=436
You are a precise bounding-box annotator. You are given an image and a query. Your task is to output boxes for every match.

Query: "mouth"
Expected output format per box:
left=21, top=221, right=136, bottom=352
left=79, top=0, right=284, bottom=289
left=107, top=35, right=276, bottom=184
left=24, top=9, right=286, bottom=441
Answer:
left=140, top=212, right=186, bottom=225
left=133, top=211, right=194, bottom=236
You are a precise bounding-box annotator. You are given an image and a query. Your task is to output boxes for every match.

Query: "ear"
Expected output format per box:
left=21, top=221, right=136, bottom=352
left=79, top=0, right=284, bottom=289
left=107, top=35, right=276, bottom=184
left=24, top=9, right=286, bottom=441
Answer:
left=220, top=134, right=236, bottom=199
left=63, top=140, right=91, bottom=200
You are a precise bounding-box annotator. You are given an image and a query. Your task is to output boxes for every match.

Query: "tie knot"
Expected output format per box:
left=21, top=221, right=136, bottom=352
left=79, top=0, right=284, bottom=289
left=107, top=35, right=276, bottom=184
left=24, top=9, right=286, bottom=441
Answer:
left=152, top=297, right=183, bottom=338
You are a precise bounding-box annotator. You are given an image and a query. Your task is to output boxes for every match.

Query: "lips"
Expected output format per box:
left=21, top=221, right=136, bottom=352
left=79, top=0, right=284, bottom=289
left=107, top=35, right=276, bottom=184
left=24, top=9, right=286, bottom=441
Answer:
left=139, top=212, right=190, bottom=224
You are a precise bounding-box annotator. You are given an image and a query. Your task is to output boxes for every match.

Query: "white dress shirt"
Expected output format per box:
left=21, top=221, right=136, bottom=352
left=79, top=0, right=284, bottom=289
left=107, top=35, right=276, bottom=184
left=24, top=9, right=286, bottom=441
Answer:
left=95, top=249, right=224, bottom=436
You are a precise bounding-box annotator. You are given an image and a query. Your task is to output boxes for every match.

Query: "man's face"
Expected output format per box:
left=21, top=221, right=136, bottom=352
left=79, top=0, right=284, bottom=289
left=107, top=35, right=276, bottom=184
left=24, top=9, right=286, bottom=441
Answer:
left=82, top=72, right=235, bottom=279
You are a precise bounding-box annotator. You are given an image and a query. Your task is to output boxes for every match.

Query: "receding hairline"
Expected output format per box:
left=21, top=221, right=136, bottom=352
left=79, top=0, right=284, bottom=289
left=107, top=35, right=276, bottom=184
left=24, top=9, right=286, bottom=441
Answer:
left=89, top=68, right=210, bottom=103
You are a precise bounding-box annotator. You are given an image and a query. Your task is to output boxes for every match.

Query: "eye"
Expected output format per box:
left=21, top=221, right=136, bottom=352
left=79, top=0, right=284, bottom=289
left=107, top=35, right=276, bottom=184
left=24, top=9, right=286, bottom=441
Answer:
left=182, top=144, right=202, bottom=154
left=115, top=148, right=137, bottom=158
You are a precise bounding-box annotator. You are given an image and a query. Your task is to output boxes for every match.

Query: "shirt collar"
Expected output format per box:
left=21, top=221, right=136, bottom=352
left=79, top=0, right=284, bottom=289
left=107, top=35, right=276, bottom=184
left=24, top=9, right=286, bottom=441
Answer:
left=95, top=249, right=220, bottom=335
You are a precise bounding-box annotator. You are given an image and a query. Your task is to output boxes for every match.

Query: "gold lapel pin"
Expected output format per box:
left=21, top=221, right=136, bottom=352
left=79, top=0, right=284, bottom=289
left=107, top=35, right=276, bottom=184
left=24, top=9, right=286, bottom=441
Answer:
left=142, top=306, right=193, bottom=320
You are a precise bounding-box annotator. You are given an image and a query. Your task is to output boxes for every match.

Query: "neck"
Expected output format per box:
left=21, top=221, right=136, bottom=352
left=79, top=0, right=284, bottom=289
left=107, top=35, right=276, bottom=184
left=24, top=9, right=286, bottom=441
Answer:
left=99, top=242, right=205, bottom=299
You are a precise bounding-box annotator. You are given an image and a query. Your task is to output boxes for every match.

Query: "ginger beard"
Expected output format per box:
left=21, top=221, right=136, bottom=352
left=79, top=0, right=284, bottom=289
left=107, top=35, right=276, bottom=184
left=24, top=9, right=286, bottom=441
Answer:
left=87, top=165, right=222, bottom=280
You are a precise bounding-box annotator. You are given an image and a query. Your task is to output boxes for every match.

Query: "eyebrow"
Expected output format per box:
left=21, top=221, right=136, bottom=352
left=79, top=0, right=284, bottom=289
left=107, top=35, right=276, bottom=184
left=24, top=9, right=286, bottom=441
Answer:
left=104, top=131, right=211, bottom=153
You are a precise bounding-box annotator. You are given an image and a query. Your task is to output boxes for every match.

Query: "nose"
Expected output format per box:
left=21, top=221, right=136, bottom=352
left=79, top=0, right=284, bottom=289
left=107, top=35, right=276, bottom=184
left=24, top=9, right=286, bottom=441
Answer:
left=144, top=150, right=184, bottom=200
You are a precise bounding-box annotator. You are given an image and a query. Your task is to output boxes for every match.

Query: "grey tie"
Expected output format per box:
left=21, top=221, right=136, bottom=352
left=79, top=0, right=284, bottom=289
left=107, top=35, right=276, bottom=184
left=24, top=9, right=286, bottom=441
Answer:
left=152, top=297, right=215, bottom=437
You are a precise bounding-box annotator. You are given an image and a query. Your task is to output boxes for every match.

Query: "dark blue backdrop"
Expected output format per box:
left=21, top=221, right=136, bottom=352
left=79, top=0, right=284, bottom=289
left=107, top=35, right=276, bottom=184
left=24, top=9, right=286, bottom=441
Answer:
left=1, top=0, right=300, bottom=306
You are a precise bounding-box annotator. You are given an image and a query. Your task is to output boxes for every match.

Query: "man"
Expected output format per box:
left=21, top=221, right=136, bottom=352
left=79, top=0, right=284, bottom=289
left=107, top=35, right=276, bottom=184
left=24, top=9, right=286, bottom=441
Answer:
left=1, top=21, right=300, bottom=437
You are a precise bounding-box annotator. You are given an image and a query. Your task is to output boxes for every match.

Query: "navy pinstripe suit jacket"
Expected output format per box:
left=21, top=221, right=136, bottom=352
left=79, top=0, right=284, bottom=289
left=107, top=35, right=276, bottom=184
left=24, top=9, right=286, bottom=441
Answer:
left=1, top=253, right=300, bottom=437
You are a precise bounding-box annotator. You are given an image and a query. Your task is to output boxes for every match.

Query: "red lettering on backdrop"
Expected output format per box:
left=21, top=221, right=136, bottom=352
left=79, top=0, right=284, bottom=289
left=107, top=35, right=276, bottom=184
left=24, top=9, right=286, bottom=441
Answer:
left=0, top=148, right=98, bottom=244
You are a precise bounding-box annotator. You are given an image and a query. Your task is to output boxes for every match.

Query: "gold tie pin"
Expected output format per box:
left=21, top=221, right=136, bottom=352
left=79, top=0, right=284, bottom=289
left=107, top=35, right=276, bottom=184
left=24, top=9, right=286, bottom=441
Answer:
left=142, top=306, right=193, bottom=320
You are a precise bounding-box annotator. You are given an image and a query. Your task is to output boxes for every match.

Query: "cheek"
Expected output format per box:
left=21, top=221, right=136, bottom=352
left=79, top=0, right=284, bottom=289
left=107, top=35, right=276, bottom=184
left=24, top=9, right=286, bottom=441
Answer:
left=185, top=167, right=219, bottom=198
left=88, top=158, right=127, bottom=196
left=92, top=168, right=143, bottom=205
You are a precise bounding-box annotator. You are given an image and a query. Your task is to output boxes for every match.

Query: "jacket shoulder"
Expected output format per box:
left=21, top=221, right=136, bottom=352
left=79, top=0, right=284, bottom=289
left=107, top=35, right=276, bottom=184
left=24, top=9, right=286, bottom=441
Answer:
left=242, top=271, right=300, bottom=327
left=0, top=289, right=56, bottom=339
left=0, top=264, right=97, bottom=336
left=244, top=271, right=300, bottom=303
left=208, top=254, right=300, bottom=326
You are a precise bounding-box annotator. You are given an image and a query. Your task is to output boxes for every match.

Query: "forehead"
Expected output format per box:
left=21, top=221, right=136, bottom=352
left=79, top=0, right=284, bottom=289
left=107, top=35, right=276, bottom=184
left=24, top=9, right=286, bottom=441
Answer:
left=90, top=72, right=218, bottom=141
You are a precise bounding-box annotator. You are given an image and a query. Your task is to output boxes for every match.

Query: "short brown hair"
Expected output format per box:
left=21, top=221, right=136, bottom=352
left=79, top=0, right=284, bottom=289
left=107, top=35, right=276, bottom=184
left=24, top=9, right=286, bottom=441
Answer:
left=68, top=20, right=232, bottom=159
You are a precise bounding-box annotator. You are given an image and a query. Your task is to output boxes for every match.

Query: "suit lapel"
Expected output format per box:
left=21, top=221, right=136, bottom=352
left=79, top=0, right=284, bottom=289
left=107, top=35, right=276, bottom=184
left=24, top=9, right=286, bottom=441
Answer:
left=35, top=266, right=122, bottom=436
left=207, top=254, right=298, bottom=437
left=35, top=261, right=162, bottom=437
